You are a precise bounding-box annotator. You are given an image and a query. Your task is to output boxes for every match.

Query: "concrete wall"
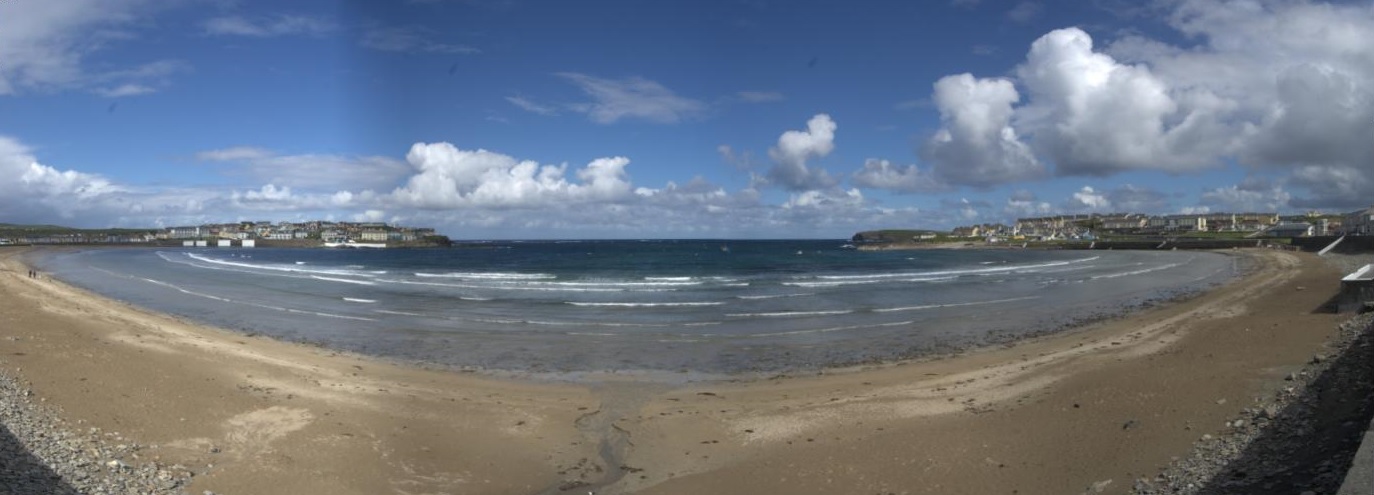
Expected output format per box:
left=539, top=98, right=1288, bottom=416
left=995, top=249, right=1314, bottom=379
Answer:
left=1338, top=266, right=1374, bottom=313
left=1293, top=236, right=1374, bottom=254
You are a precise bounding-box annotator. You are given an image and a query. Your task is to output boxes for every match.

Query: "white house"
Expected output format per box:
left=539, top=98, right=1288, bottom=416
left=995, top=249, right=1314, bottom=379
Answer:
left=1345, top=206, right=1374, bottom=235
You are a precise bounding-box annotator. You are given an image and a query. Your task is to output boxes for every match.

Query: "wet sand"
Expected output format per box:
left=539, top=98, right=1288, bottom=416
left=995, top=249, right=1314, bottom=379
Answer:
left=0, top=247, right=1350, bottom=494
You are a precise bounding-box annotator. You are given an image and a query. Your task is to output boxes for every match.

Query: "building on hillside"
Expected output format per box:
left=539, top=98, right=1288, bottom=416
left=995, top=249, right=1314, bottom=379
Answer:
left=1225, top=213, right=1279, bottom=232
left=1152, top=213, right=1261, bottom=233
left=951, top=226, right=979, bottom=237
left=167, top=226, right=202, bottom=239
left=1174, top=215, right=1207, bottom=232
left=387, top=231, right=417, bottom=242
left=1015, top=215, right=1089, bottom=239
left=359, top=230, right=388, bottom=242
left=1267, top=222, right=1315, bottom=237
left=1099, top=214, right=1146, bottom=233
left=1345, top=206, right=1374, bottom=235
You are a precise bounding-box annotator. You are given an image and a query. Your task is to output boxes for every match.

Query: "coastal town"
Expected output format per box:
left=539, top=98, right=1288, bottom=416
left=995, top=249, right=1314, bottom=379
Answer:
left=0, top=221, right=448, bottom=247
left=850, top=206, right=1374, bottom=245
left=5, top=206, right=1374, bottom=247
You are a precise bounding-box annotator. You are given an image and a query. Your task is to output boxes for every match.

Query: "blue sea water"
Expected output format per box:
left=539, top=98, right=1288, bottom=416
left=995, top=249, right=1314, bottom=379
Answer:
left=36, top=241, right=1241, bottom=378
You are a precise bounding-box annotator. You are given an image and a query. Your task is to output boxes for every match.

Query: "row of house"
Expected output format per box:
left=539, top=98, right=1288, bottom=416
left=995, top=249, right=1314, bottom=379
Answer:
left=160, top=221, right=437, bottom=244
left=950, top=208, right=1374, bottom=241
left=2, top=221, right=440, bottom=246
left=1345, top=206, right=1374, bottom=235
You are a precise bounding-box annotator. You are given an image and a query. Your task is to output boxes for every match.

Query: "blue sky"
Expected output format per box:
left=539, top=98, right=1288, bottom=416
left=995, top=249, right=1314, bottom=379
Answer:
left=1, top=0, right=1372, bottom=238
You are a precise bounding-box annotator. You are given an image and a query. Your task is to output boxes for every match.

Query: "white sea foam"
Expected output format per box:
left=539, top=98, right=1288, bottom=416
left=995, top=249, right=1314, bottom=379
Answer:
left=140, top=277, right=232, bottom=302
left=804, top=256, right=1100, bottom=282
left=386, top=279, right=659, bottom=293
left=524, top=320, right=671, bottom=328
left=415, top=272, right=555, bottom=280
left=725, top=310, right=852, bottom=318
left=784, top=276, right=956, bottom=288
left=138, top=276, right=375, bottom=321
left=375, top=309, right=423, bottom=316
left=311, top=275, right=376, bottom=286
left=1090, top=262, right=1185, bottom=280
left=537, top=280, right=701, bottom=287
left=873, top=295, right=1040, bottom=313
left=566, top=301, right=723, bottom=307
left=343, top=297, right=377, bottom=303
left=736, top=293, right=814, bottom=300
left=182, top=252, right=380, bottom=278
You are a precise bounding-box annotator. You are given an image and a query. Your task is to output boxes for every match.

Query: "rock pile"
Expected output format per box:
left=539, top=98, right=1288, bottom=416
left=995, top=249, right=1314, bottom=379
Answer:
left=0, top=370, right=192, bottom=495
left=1133, top=312, right=1374, bottom=494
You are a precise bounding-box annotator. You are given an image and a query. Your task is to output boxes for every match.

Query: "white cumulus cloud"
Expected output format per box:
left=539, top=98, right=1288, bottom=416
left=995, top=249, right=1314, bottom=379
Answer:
left=908, top=0, right=1374, bottom=210
left=1067, top=186, right=1111, bottom=211
left=850, top=158, right=946, bottom=194
left=766, top=114, right=839, bottom=191
left=1016, top=28, right=1222, bottom=176
left=390, top=142, right=633, bottom=209
left=921, top=73, right=1044, bottom=187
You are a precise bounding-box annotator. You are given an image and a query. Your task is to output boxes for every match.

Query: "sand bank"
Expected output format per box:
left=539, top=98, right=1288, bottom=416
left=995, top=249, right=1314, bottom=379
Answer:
left=0, top=247, right=1351, bottom=494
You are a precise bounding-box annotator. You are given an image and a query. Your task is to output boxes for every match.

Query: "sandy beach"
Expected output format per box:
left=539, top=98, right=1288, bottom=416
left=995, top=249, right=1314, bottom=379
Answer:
left=0, top=246, right=1363, bottom=494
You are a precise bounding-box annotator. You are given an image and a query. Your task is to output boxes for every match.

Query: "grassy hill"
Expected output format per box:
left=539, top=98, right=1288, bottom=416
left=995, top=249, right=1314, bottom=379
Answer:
left=0, top=224, right=155, bottom=237
left=851, top=229, right=952, bottom=243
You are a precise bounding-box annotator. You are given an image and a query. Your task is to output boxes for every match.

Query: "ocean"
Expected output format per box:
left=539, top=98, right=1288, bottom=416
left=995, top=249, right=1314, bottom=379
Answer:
left=35, top=241, right=1242, bottom=379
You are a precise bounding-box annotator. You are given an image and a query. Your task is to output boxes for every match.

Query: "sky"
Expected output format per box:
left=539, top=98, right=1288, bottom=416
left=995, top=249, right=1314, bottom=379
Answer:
left=1, top=0, right=1373, bottom=239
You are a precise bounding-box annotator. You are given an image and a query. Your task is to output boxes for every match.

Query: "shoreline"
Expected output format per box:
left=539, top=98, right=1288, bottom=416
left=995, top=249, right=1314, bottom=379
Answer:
left=27, top=246, right=1242, bottom=379
left=0, top=246, right=1362, bottom=494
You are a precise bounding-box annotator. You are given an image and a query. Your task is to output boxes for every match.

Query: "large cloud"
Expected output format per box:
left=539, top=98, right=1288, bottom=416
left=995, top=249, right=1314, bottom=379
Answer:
left=1197, top=177, right=1292, bottom=213
left=1016, top=28, right=1229, bottom=175
left=1, top=135, right=933, bottom=238
left=921, top=73, right=1044, bottom=187
left=0, top=135, right=167, bottom=224
left=0, top=1, right=185, bottom=97
left=851, top=159, right=946, bottom=194
left=1004, top=189, right=1052, bottom=217
left=918, top=1, right=1374, bottom=210
left=390, top=142, right=634, bottom=209
left=765, top=114, right=839, bottom=191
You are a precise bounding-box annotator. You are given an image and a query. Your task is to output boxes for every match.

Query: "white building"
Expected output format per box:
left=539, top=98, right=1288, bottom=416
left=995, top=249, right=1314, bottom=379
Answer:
left=167, top=226, right=201, bottom=239
left=1345, top=206, right=1374, bottom=235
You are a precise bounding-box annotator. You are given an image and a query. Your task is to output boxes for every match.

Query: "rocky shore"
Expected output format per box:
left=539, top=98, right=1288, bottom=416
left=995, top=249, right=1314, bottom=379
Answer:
left=0, top=368, right=195, bottom=495
left=1132, top=307, right=1374, bottom=494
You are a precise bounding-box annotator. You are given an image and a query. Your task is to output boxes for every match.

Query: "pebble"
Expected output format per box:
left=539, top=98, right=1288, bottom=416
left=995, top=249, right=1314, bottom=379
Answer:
left=1132, top=311, right=1374, bottom=495
left=0, top=370, right=191, bottom=494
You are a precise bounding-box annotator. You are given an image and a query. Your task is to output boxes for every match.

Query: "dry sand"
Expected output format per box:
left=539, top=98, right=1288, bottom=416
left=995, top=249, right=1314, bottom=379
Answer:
left=0, top=247, right=1351, bottom=494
